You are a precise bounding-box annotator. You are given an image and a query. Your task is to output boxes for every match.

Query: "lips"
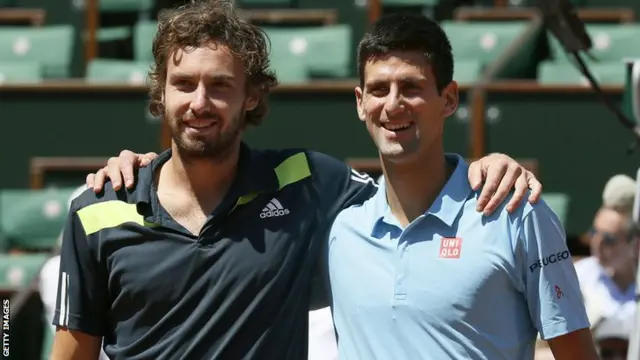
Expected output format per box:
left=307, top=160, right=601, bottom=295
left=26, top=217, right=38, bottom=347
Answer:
left=382, top=122, right=413, bottom=131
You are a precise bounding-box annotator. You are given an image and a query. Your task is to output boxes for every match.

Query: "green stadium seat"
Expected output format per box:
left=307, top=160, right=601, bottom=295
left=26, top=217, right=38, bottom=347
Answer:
left=0, top=253, right=48, bottom=289
left=441, top=21, right=528, bottom=64
left=133, top=21, right=157, bottom=63
left=454, top=60, right=483, bottom=85
left=95, top=26, right=132, bottom=42
left=440, top=21, right=536, bottom=79
left=538, top=60, right=625, bottom=85
left=549, top=24, right=640, bottom=63
left=269, top=52, right=309, bottom=84
left=100, top=0, right=154, bottom=12
left=0, top=25, right=74, bottom=78
left=263, top=25, right=351, bottom=78
left=0, top=188, right=77, bottom=251
left=542, top=193, right=571, bottom=229
left=0, top=62, right=42, bottom=83
left=86, top=58, right=150, bottom=84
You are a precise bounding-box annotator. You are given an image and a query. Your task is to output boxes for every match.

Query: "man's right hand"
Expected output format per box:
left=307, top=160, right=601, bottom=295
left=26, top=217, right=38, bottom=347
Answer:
left=86, top=150, right=158, bottom=193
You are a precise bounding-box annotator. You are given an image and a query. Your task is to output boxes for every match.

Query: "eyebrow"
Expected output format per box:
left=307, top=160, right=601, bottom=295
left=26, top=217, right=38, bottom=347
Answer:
left=366, top=77, right=426, bottom=88
left=169, top=72, right=237, bottom=83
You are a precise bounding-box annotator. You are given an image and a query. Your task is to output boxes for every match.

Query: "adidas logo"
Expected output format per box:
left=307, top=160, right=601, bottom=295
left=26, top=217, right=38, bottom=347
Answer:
left=260, top=198, right=290, bottom=218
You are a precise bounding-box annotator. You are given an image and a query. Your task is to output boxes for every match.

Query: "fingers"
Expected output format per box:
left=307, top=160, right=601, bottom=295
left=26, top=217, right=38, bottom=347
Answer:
left=117, top=150, right=141, bottom=189
left=482, top=164, right=522, bottom=215
left=467, top=161, right=483, bottom=190
left=140, top=152, right=158, bottom=167
left=90, top=167, right=108, bottom=193
left=86, top=173, right=95, bottom=190
left=506, top=172, right=529, bottom=213
left=476, top=162, right=507, bottom=213
left=107, top=157, right=125, bottom=190
left=526, top=171, right=543, bottom=203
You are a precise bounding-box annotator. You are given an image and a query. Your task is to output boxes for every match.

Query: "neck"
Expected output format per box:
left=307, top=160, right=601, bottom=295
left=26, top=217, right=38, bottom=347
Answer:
left=158, top=142, right=241, bottom=212
left=383, top=145, right=449, bottom=227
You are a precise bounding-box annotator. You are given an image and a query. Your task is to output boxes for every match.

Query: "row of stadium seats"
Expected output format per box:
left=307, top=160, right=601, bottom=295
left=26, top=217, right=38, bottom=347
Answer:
left=0, top=21, right=639, bottom=84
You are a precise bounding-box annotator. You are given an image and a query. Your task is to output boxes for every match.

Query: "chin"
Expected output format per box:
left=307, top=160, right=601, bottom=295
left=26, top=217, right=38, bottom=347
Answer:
left=379, top=150, right=416, bottom=165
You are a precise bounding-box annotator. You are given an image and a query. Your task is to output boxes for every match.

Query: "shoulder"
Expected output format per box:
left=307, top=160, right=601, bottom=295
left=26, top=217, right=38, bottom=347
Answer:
left=478, top=190, right=560, bottom=228
left=70, top=181, right=135, bottom=213
left=305, top=150, right=350, bottom=176
left=463, top=190, right=563, bottom=246
left=251, top=148, right=346, bottom=175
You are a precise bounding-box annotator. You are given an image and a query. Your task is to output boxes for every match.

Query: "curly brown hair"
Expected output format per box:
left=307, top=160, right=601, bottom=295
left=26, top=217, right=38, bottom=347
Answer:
left=148, top=0, right=278, bottom=126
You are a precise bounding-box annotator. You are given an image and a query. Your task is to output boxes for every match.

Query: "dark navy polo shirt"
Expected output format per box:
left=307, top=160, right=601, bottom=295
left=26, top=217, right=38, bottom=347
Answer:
left=53, top=144, right=378, bottom=360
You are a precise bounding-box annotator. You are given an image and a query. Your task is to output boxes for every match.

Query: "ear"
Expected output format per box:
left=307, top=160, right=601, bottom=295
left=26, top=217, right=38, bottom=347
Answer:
left=441, top=81, right=459, bottom=118
left=355, top=86, right=366, bottom=122
left=245, top=88, right=260, bottom=112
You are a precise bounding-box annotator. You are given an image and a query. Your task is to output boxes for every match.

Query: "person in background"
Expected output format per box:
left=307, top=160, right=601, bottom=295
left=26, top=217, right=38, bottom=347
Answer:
left=592, top=307, right=635, bottom=360
left=38, top=185, right=109, bottom=360
left=575, top=174, right=639, bottom=326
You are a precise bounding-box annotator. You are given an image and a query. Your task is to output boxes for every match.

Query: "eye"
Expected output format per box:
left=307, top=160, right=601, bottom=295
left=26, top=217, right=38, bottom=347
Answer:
left=368, top=86, right=388, bottom=97
left=173, top=79, right=193, bottom=91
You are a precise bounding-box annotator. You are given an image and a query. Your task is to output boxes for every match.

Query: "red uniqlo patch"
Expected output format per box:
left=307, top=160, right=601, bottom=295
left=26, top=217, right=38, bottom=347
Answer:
left=439, top=237, right=463, bottom=259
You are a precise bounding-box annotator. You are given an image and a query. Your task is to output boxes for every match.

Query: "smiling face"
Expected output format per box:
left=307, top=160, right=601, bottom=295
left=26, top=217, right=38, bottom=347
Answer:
left=355, top=50, right=458, bottom=164
left=163, top=42, right=258, bottom=160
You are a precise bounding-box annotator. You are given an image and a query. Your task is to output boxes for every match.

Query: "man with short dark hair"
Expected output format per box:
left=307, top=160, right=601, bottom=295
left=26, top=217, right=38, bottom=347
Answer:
left=327, top=13, right=597, bottom=359
left=77, top=2, right=544, bottom=360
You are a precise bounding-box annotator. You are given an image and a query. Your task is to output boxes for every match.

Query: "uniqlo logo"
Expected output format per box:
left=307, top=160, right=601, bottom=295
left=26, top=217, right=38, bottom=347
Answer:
left=439, top=237, right=463, bottom=259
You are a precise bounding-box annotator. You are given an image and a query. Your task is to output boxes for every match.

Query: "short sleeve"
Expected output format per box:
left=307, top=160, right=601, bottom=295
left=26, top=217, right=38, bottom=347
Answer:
left=307, top=151, right=378, bottom=222
left=53, top=202, right=109, bottom=337
left=518, top=202, right=591, bottom=340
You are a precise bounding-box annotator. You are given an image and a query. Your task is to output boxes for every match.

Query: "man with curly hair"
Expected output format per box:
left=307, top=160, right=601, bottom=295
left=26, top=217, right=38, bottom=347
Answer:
left=52, top=1, right=542, bottom=359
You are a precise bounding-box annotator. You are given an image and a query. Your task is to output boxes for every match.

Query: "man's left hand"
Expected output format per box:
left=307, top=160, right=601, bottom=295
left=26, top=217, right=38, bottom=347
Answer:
left=468, top=153, right=542, bottom=215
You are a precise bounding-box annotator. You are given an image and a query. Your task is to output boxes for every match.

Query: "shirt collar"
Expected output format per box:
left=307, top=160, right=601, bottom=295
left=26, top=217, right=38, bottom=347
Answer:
left=130, top=142, right=279, bottom=211
left=371, top=153, right=474, bottom=236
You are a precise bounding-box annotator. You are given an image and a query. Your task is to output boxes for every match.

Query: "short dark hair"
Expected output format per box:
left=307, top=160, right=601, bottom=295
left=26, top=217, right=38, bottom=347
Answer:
left=149, top=0, right=277, bottom=126
left=357, top=13, right=454, bottom=93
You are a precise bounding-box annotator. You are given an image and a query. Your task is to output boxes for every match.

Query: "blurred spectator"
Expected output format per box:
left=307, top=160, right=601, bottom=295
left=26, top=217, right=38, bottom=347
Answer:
left=38, top=185, right=109, bottom=360
left=575, top=174, right=639, bottom=325
left=592, top=307, right=635, bottom=360
left=602, top=174, right=637, bottom=215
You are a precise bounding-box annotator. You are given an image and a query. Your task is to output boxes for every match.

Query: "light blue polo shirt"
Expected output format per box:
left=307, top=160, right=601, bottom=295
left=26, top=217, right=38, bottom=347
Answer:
left=328, top=155, right=590, bottom=360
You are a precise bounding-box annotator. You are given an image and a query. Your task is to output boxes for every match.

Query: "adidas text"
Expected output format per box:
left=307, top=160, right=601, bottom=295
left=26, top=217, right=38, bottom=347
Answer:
left=260, top=209, right=290, bottom=218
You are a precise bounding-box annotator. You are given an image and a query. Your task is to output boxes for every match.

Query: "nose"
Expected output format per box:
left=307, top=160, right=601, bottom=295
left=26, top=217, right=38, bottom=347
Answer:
left=383, top=88, right=405, bottom=116
left=189, top=83, right=211, bottom=115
